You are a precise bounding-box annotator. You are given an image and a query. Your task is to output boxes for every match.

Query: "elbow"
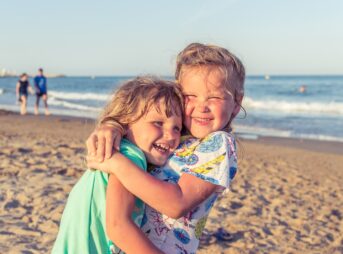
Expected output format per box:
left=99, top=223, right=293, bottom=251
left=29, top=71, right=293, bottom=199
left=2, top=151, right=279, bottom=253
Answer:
left=167, top=204, right=189, bottom=219
left=106, top=224, right=119, bottom=243
left=163, top=187, right=191, bottom=219
left=106, top=218, right=126, bottom=243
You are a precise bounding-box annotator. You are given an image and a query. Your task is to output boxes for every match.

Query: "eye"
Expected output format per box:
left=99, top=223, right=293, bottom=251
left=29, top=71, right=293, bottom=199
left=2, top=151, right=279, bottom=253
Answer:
left=173, top=125, right=181, bottom=133
left=153, top=121, right=163, bottom=127
left=184, top=94, right=196, bottom=99
left=208, top=96, right=223, bottom=100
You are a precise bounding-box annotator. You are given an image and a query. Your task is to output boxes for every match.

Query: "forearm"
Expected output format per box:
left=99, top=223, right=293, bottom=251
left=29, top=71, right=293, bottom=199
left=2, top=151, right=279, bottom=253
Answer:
left=108, top=220, right=163, bottom=254
left=107, top=154, right=189, bottom=218
left=106, top=175, right=162, bottom=253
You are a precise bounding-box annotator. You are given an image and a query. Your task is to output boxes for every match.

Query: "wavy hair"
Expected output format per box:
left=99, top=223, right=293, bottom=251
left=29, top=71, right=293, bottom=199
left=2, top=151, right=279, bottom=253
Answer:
left=98, top=76, right=184, bottom=133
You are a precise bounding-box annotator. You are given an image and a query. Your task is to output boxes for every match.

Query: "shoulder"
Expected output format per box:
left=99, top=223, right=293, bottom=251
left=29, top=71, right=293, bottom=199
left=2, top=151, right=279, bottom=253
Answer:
left=120, top=139, right=144, bottom=157
left=200, top=131, right=236, bottom=148
left=205, top=131, right=235, bottom=140
left=120, top=139, right=147, bottom=170
left=195, top=131, right=237, bottom=159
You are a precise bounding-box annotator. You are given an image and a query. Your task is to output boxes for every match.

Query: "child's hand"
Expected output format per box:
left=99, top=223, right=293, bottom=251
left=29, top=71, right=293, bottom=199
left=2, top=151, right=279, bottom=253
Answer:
left=86, top=124, right=124, bottom=162
left=86, top=154, right=112, bottom=174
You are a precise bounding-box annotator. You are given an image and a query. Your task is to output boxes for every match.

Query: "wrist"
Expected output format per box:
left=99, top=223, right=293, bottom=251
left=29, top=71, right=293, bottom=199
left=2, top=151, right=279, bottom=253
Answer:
left=110, top=153, right=132, bottom=177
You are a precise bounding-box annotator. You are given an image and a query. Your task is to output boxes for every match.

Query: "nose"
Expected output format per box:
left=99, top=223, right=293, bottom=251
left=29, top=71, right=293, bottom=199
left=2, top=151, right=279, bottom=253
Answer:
left=163, top=128, right=178, bottom=146
left=195, top=100, right=210, bottom=113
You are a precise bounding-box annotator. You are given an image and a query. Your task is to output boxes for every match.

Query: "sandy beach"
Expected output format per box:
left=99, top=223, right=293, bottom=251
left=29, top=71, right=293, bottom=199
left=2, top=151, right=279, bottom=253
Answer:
left=1, top=110, right=342, bottom=254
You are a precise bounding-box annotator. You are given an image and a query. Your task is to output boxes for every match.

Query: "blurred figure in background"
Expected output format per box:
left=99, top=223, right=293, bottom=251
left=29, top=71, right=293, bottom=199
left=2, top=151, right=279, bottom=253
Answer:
left=298, top=85, right=307, bottom=94
left=34, top=68, right=50, bottom=115
left=16, top=73, right=33, bottom=115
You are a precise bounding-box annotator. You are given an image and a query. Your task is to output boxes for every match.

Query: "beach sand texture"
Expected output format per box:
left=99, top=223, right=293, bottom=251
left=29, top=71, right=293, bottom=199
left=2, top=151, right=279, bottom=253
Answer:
left=1, top=111, right=342, bottom=254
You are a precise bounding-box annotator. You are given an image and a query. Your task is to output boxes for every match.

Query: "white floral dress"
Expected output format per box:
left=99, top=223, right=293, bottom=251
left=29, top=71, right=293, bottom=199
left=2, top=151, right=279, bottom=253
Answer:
left=141, top=131, right=238, bottom=254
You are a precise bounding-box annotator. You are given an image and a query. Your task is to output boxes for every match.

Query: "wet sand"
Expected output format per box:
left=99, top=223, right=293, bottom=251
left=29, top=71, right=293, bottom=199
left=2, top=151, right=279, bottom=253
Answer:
left=1, top=110, right=342, bottom=253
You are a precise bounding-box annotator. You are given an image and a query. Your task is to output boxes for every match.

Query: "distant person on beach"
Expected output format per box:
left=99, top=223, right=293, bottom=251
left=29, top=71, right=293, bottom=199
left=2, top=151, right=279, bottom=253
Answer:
left=86, top=43, right=245, bottom=253
left=34, top=68, right=50, bottom=115
left=52, top=77, right=183, bottom=254
left=16, top=73, right=33, bottom=115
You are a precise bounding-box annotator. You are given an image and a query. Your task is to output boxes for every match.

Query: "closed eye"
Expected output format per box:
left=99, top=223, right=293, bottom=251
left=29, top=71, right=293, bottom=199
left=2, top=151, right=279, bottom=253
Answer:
left=208, top=96, right=224, bottom=100
left=153, top=121, right=163, bottom=127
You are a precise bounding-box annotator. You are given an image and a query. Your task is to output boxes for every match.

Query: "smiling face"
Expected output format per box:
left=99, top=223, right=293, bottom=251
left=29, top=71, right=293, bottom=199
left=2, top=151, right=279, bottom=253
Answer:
left=125, top=100, right=182, bottom=166
left=180, top=66, right=240, bottom=139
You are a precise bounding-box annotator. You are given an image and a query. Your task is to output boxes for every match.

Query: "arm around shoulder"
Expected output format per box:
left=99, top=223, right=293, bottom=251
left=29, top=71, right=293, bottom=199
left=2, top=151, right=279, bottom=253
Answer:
left=104, top=153, right=219, bottom=219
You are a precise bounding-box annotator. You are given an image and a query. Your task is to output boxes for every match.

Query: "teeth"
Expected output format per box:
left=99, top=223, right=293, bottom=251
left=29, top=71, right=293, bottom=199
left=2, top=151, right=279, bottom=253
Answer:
left=194, top=118, right=210, bottom=121
left=153, top=143, right=169, bottom=152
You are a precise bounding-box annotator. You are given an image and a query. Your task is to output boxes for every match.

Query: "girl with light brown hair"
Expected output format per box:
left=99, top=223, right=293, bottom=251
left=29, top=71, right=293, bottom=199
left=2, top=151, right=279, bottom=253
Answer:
left=53, top=76, right=183, bottom=254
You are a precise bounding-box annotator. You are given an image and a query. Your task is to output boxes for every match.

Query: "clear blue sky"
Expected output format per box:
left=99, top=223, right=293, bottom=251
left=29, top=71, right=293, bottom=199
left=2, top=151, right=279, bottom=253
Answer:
left=1, top=0, right=343, bottom=76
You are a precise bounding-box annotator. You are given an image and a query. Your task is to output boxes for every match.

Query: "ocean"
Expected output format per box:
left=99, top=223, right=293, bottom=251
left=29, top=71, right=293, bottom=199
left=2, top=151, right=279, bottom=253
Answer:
left=1, top=75, right=343, bottom=142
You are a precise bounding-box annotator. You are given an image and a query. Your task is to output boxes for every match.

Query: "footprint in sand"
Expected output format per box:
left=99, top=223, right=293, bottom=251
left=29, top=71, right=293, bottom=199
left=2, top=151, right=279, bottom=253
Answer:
left=17, top=148, right=33, bottom=154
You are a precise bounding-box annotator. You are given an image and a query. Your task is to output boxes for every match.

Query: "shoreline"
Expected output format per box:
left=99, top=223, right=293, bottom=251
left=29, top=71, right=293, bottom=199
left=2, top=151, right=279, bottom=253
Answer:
left=1, top=108, right=342, bottom=155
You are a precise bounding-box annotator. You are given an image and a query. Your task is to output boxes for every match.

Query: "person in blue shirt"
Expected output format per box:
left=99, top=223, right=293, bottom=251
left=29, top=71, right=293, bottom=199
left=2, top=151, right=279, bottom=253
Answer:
left=34, top=68, right=50, bottom=115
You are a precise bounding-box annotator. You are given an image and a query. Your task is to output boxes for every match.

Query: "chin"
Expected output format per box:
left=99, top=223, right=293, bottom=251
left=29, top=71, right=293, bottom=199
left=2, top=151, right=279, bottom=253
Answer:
left=155, top=161, right=167, bottom=167
left=149, top=159, right=166, bottom=167
left=191, top=129, right=212, bottom=139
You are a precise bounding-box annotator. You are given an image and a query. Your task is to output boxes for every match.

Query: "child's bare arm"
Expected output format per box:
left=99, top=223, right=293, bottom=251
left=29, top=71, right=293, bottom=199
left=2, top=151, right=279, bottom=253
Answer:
left=16, top=82, right=20, bottom=97
left=106, top=175, right=163, bottom=254
left=28, top=82, right=34, bottom=94
left=91, top=155, right=218, bottom=219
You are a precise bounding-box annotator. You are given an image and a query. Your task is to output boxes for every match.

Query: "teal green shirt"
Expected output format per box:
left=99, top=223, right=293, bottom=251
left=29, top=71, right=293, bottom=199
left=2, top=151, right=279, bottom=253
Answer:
left=52, top=139, right=147, bottom=254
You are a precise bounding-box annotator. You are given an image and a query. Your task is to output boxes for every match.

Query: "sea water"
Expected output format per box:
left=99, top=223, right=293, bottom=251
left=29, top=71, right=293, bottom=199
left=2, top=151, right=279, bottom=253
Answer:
left=1, top=75, right=342, bottom=142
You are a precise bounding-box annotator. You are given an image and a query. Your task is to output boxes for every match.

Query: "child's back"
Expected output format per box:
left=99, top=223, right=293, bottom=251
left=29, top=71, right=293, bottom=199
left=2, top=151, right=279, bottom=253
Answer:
left=52, top=139, right=147, bottom=254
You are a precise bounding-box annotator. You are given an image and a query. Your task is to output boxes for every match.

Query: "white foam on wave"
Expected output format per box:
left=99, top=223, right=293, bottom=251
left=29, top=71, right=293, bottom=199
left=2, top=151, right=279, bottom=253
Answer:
left=295, top=134, right=343, bottom=143
left=234, top=124, right=343, bottom=143
left=49, top=90, right=109, bottom=101
left=243, top=96, right=343, bottom=115
left=48, top=97, right=101, bottom=111
left=0, top=88, right=4, bottom=95
left=234, top=124, right=292, bottom=138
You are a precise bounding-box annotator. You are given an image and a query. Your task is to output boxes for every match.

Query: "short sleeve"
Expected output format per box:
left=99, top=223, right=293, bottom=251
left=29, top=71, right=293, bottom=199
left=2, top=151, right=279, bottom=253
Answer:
left=180, top=131, right=237, bottom=188
left=120, top=139, right=147, bottom=171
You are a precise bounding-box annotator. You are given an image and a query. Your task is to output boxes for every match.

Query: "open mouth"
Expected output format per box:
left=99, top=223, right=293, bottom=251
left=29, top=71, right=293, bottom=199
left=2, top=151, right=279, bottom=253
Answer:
left=193, top=117, right=212, bottom=123
left=152, top=143, right=170, bottom=153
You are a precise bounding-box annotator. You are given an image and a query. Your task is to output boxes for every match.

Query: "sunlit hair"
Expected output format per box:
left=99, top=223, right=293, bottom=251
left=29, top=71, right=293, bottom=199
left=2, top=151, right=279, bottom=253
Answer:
left=175, top=43, right=245, bottom=102
left=98, top=76, right=184, bottom=132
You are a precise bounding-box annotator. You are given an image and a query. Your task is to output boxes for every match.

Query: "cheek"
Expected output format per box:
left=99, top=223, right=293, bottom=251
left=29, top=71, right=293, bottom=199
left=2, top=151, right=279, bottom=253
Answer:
left=211, top=102, right=228, bottom=117
left=184, top=103, right=193, bottom=117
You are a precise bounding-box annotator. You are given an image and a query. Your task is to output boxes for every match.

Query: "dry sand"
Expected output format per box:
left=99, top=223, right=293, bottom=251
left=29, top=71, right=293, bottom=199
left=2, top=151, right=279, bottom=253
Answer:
left=1, top=110, right=342, bottom=254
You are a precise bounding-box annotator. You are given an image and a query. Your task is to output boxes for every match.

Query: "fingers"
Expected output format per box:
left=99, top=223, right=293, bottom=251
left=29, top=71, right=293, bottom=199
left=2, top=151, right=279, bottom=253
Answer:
left=105, top=132, right=115, bottom=159
left=86, top=132, right=98, bottom=156
left=86, top=155, right=98, bottom=171
left=113, top=135, right=122, bottom=153
left=86, top=124, right=123, bottom=162
left=96, top=135, right=106, bottom=162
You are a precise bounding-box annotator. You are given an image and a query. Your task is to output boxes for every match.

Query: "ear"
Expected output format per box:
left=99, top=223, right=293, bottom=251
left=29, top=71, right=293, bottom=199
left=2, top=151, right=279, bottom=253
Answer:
left=231, top=96, right=243, bottom=119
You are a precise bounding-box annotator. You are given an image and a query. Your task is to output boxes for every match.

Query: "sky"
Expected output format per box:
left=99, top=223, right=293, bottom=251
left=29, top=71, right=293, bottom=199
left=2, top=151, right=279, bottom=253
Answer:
left=1, top=0, right=343, bottom=76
